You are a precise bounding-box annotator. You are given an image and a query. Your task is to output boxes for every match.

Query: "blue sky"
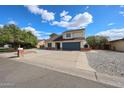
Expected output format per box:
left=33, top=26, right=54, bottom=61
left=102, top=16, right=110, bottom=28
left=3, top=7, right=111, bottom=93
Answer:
left=0, top=5, right=124, bottom=40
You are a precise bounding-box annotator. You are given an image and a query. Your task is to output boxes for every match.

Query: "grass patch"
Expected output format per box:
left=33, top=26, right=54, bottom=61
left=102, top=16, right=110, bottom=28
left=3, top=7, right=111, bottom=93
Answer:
left=0, top=48, right=16, bottom=53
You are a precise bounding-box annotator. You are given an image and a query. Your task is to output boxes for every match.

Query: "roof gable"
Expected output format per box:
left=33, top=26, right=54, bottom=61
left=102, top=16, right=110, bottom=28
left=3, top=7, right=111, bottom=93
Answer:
left=63, top=28, right=85, bottom=33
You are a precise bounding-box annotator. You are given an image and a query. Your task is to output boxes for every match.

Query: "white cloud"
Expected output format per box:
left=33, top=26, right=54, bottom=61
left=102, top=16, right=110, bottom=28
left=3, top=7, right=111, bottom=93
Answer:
left=60, top=10, right=68, bottom=17
left=108, top=23, right=115, bottom=26
left=51, top=12, right=93, bottom=29
left=0, top=20, right=17, bottom=28
left=60, top=10, right=72, bottom=22
left=61, top=15, right=72, bottom=22
left=23, top=26, right=37, bottom=34
left=0, top=24, right=3, bottom=28
left=41, top=10, right=55, bottom=21
left=8, top=20, right=17, bottom=25
left=96, top=28, right=124, bottom=40
left=119, top=11, right=124, bottom=16
left=25, top=6, right=92, bottom=29
left=25, top=5, right=41, bottom=14
left=25, top=5, right=55, bottom=21
left=52, top=21, right=69, bottom=28
left=22, top=26, right=51, bottom=39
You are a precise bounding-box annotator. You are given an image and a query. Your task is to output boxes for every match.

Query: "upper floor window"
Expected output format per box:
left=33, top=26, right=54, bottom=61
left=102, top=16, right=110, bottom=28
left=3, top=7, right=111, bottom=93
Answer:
left=66, top=33, right=71, bottom=38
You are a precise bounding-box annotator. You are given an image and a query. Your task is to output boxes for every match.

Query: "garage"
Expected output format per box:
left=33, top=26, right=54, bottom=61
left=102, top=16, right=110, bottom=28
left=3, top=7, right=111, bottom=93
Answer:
left=62, top=42, right=80, bottom=50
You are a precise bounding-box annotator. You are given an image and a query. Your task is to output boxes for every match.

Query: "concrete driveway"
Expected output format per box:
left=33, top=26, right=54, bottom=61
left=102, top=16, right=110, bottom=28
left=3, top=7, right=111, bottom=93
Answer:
left=0, top=49, right=94, bottom=72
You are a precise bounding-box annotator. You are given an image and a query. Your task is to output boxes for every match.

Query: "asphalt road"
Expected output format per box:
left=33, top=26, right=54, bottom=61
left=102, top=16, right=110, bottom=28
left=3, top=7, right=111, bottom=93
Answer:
left=0, top=57, right=115, bottom=88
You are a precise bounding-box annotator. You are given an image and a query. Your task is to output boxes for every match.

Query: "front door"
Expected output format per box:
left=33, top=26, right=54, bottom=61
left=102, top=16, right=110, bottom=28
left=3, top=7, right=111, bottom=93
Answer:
left=56, top=43, right=60, bottom=50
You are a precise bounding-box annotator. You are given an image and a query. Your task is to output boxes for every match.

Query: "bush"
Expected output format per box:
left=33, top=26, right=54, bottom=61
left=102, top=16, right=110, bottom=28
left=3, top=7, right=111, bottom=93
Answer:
left=0, top=48, right=16, bottom=52
left=86, top=36, right=108, bottom=49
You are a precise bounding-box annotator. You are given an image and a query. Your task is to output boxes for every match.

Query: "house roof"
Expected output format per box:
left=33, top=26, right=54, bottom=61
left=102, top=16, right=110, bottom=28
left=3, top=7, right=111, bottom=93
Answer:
left=53, top=35, right=84, bottom=41
left=63, top=28, right=85, bottom=33
left=61, top=37, right=84, bottom=41
left=110, top=38, right=124, bottom=42
left=46, top=28, right=85, bottom=42
left=38, top=39, right=45, bottom=42
left=53, top=35, right=62, bottom=41
left=46, top=35, right=60, bottom=42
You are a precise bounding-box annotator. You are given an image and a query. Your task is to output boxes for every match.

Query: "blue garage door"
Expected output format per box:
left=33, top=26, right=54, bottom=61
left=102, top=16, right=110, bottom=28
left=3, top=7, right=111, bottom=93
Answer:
left=62, top=42, right=80, bottom=50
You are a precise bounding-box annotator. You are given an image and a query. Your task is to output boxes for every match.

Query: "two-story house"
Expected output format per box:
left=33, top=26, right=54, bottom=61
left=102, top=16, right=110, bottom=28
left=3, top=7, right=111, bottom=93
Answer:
left=45, top=28, right=89, bottom=51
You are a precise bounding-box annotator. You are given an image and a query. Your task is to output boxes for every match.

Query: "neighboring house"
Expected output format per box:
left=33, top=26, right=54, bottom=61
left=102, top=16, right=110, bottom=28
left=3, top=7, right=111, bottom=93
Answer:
left=45, top=28, right=89, bottom=51
left=36, top=40, right=46, bottom=48
left=110, top=38, right=124, bottom=52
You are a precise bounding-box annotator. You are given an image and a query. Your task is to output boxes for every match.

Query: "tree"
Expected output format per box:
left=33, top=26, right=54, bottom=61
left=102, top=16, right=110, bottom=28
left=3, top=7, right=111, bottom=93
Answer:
left=0, top=24, right=38, bottom=49
left=0, top=27, right=5, bottom=45
left=2, top=24, right=25, bottom=49
left=49, top=33, right=58, bottom=38
left=86, top=36, right=108, bottom=49
left=24, top=31, right=38, bottom=47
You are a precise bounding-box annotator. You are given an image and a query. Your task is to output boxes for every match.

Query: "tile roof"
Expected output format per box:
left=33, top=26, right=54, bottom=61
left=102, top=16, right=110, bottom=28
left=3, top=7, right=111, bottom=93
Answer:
left=110, top=38, right=124, bottom=42
left=63, top=28, right=85, bottom=33
left=53, top=35, right=63, bottom=41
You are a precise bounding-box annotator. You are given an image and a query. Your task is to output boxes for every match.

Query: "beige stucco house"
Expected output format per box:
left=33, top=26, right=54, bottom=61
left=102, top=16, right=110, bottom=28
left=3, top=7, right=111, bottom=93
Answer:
left=110, top=38, right=124, bottom=52
left=45, top=28, right=89, bottom=51
left=36, top=40, right=46, bottom=48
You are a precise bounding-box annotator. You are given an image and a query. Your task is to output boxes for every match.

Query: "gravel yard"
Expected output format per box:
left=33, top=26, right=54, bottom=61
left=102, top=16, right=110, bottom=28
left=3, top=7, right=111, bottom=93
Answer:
left=86, top=50, right=124, bottom=77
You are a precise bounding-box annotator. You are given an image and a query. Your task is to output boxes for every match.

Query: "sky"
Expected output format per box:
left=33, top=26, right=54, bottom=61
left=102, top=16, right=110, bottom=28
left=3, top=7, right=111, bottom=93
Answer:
left=0, top=5, right=124, bottom=40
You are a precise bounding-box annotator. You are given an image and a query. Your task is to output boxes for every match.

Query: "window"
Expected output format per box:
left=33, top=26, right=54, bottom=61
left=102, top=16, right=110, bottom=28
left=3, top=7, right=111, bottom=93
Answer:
left=48, top=43, right=52, bottom=48
left=66, top=33, right=71, bottom=38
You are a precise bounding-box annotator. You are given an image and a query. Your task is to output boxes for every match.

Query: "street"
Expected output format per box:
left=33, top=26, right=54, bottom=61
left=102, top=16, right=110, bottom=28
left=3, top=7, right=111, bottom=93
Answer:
left=0, top=57, right=115, bottom=88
